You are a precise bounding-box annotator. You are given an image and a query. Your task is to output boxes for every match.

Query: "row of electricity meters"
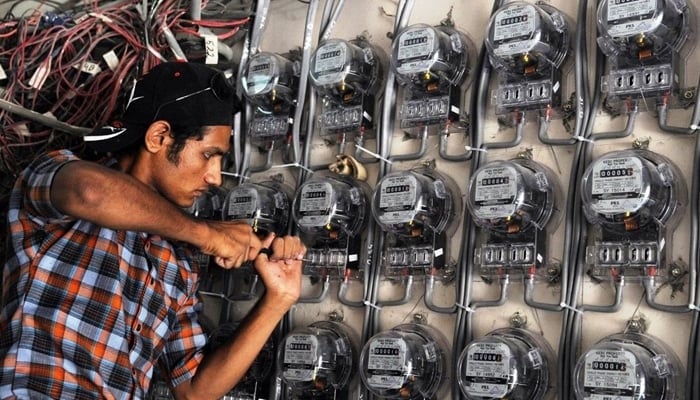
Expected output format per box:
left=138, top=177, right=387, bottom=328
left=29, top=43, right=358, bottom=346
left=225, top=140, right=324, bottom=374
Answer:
left=195, top=148, right=685, bottom=281
left=149, top=322, right=684, bottom=399
left=240, top=0, right=691, bottom=142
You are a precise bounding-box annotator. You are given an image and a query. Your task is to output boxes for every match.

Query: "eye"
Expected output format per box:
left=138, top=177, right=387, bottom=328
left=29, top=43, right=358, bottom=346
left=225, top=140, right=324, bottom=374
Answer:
left=204, top=152, right=213, bottom=160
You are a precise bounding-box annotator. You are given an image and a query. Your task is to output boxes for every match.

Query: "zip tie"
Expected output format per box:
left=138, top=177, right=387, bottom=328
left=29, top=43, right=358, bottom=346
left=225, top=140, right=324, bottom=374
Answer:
left=560, top=302, right=583, bottom=315
left=455, top=303, right=475, bottom=313
left=220, top=171, right=250, bottom=180
left=573, top=136, right=594, bottom=144
left=363, top=299, right=382, bottom=310
left=270, top=162, right=314, bottom=175
left=355, top=145, right=392, bottom=164
left=464, top=145, right=488, bottom=153
left=688, top=304, right=700, bottom=312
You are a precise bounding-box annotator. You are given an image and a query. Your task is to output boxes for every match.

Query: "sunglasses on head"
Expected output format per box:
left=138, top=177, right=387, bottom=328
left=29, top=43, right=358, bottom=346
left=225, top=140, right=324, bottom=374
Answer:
left=151, top=71, right=235, bottom=122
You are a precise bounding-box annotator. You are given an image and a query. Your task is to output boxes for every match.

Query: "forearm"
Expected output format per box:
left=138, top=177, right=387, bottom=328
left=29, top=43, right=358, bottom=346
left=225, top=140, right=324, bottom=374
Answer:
left=175, top=297, right=289, bottom=400
left=51, top=161, right=208, bottom=246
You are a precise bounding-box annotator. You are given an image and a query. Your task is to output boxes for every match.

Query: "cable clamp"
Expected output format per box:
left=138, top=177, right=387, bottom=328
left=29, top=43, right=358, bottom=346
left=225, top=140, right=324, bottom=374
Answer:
left=688, top=304, right=700, bottom=313
left=363, top=299, right=382, bottom=311
left=455, top=303, right=475, bottom=313
left=355, top=144, right=392, bottom=164
left=271, top=162, right=314, bottom=174
left=464, top=145, right=488, bottom=153
left=690, top=124, right=698, bottom=131
left=560, top=302, right=583, bottom=315
left=573, top=136, right=594, bottom=144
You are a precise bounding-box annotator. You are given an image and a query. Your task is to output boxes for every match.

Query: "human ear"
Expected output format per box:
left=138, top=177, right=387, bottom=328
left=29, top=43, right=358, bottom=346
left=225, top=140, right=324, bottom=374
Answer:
left=144, top=121, right=172, bottom=153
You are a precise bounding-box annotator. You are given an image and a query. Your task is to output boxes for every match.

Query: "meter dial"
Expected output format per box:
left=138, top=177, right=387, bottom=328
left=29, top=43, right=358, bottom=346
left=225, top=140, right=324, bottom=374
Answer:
left=310, top=38, right=383, bottom=104
left=574, top=332, right=683, bottom=400
left=372, top=168, right=460, bottom=238
left=581, top=150, right=686, bottom=234
left=485, top=1, right=569, bottom=77
left=596, top=0, right=689, bottom=60
left=241, top=51, right=297, bottom=110
left=222, top=182, right=291, bottom=237
left=360, top=324, right=447, bottom=400
left=390, top=23, right=469, bottom=93
left=277, top=321, right=354, bottom=395
left=458, top=328, right=555, bottom=400
left=292, top=176, right=368, bottom=241
left=467, top=159, right=560, bottom=235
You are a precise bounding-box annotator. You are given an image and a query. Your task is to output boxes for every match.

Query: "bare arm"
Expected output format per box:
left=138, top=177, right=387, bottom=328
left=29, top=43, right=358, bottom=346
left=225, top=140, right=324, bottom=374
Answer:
left=51, top=160, right=261, bottom=267
left=173, top=236, right=305, bottom=400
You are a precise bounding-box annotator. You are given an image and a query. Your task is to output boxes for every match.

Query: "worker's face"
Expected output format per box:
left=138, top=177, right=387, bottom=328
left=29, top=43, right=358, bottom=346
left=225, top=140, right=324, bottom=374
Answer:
left=155, top=125, right=230, bottom=208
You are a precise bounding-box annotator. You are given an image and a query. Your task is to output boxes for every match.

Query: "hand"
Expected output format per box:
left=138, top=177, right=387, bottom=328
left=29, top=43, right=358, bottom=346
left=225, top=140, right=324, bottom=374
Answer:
left=200, top=220, right=263, bottom=269
left=254, top=235, right=306, bottom=309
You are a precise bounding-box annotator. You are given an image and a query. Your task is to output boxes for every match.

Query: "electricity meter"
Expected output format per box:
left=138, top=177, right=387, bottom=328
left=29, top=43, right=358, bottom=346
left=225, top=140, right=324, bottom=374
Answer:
left=485, top=2, right=569, bottom=114
left=457, top=328, right=556, bottom=400
left=310, top=38, right=385, bottom=136
left=292, top=174, right=370, bottom=277
left=597, top=0, right=690, bottom=110
left=372, top=167, right=461, bottom=275
left=360, top=323, right=448, bottom=400
left=581, top=150, right=686, bottom=278
left=574, top=332, right=683, bottom=400
left=186, top=186, right=227, bottom=220
left=278, top=321, right=354, bottom=397
left=222, top=181, right=292, bottom=237
left=209, top=322, right=275, bottom=400
left=467, top=158, right=561, bottom=276
left=391, top=23, right=473, bottom=132
left=240, top=51, right=299, bottom=141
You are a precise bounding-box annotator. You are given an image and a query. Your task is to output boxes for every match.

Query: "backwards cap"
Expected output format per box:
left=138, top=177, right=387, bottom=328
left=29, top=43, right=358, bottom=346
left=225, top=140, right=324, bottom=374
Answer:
left=85, top=62, right=237, bottom=153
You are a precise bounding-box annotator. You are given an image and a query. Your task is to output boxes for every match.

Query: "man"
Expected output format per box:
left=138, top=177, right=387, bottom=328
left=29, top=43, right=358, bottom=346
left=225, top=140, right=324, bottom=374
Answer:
left=0, top=62, right=305, bottom=399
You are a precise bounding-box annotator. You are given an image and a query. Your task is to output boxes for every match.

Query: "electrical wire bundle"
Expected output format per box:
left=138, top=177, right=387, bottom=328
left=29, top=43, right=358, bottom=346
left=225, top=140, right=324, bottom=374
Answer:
left=0, top=0, right=254, bottom=259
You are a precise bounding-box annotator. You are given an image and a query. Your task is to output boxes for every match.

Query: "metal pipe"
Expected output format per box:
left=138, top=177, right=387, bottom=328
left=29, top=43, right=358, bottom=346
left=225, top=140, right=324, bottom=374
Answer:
left=424, top=274, right=457, bottom=314
left=388, top=126, right=429, bottom=162
left=247, top=141, right=275, bottom=174
left=376, top=275, right=414, bottom=307
left=438, top=131, right=472, bottom=161
left=469, top=276, right=510, bottom=310
left=0, top=97, right=91, bottom=136
left=297, top=275, right=331, bottom=303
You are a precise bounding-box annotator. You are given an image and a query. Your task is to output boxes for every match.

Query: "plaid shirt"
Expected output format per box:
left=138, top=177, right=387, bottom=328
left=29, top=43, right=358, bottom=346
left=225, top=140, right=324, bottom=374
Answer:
left=1, top=150, right=207, bottom=399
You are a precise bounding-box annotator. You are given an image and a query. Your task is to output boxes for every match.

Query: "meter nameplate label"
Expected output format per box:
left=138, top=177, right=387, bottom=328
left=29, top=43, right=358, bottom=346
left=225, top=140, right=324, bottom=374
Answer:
left=299, top=182, right=332, bottom=226
left=283, top=334, right=318, bottom=382
left=474, top=166, right=518, bottom=219
left=367, top=338, right=407, bottom=389
left=607, top=0, right=657, bottom=37
left=313, top=41, right=348, bottom=86
left=591, top=157, right=645, bottom=214
left=246, top=54, right=276, bottom=96
left=463, top=342, right=511, bottom=397
left=493, top=4, right=537, bottom=57
left=396, top=27, right=436, bottom=75
left=378, top=175, right=418, bottom=224
left=583, top=350, right=637, bottom=399
left=227, top=187, right=259, bottom=219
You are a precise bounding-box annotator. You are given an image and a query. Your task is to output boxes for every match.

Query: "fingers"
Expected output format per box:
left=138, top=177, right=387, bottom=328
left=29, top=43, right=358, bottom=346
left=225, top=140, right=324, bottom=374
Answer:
left=269, top=236, right=306, bottom=264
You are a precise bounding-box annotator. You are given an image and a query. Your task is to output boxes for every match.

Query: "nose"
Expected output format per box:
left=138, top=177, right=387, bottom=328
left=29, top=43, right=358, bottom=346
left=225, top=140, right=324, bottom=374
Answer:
left=204, top=160, right=222, bottom=187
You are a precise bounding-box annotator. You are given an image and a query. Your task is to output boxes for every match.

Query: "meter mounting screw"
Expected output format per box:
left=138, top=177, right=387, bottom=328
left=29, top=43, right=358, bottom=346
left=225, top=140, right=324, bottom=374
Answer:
left=625, top=314, right=648, bottom=334
left=509, top=312, right=528, bottom=329
left=632, top=136, right=650, bottom=150
left=328, top=310, right=344, bottom=322
left=413, top=313, right=426, bottom=324
left=545, top=263, right=561, bottom=285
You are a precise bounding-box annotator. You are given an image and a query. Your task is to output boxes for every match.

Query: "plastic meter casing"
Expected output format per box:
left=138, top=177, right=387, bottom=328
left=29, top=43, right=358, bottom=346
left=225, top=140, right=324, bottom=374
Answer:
left=391, top=23, right=472, bottom=131
left=468, top=159, right=560, bottom=235
left=596, top=0, right=691, bottom=110
left=574, top=332, right=684, bottom=400
left=278, top=321, right=354, bottom=396
left=372, top=168, right=460, bottom=238
left=485, top=1, right=569, bottom=115
left=222, top=181, right=291, bottom=237
left=468, top=158, right=561, bottom=276
left=309, top=38, right=384, bottom=135
left=457, top=328, right=556, bottom=400
left=240, top=51, right=298, bottom=141
left=581, top=149, right=686, bottom=278
left=293, top=175, right=368, bottom=242
left=360, top=323, right=448, bottom=400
